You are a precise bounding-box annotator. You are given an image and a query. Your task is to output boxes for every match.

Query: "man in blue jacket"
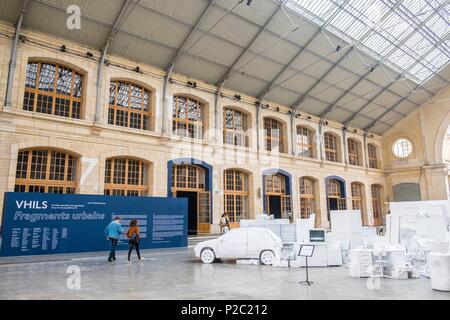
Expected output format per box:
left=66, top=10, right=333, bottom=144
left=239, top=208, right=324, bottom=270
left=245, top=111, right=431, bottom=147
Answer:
left=105, top=216, right=123, bottom=263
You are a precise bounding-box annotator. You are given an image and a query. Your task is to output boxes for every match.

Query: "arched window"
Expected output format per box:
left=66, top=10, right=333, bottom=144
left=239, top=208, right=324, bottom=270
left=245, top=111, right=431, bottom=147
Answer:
left=348, top=138, right=361, bottom=166
left=264, top=118, right=284, bottom=153
left=371, top=184, right=383, bottom=226
left=326, top=178, right=346, bottom=220
left=23, top=61, right=83, bottom=119
left=324, top=132, right=339, bottom=162
left=368, top=143, right=378, bottom=169
left=223, top=108, right=248, bottom=147
left=14, top=148, right=78, bottom=193
left=108, top=80, right=152, bottom=130
left=351, top=182, right=367, bottom=225
left=265, top=174, right=286, bottom=194
left=296, top=126, right=314, bottom=158
left=327, top=179, right=341, bottom=197
left=172, top=95, right=204, bottom=139
left=224, top=170, right=249, bottom=224
left=104, top=158, right=148, bottom=196
left=172, top=165, right=205, bottom=190
left=299, top=177, right=316, bottom=219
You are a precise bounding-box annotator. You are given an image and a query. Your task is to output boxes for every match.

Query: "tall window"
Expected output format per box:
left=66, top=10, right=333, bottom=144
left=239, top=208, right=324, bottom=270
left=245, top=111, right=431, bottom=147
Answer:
left=172, top=165, right=205, bottom=190
left=15, top=149, right=77, bottom=193
left=368, top=144, right=378, bottom=169
left=351, top=182, right=367, bottom=225
left=348, top=139, right=361, bottom=166
left=172, top=95, right=204, bottom=139
left=371, top=185, right=383, bottom=226
left=327, top=179, right=341, bottom=197
left=108, top=80, right=152, bottom=130
left=223, top=108, right=248, bottom=147
left=265, top=174, right=286, bottom=194
left=104, top=158, right=147, bottom=196
left=324, top=133, right=339, bottom=162
left=23, top=61, right=83, bottom=119
left=224, top=170, right=249, bottom=223
left=299, top=177, right=316, bottom=219
left=296, top=126, right=313, bottom=157
left=264, top=118, right=284, bottom=152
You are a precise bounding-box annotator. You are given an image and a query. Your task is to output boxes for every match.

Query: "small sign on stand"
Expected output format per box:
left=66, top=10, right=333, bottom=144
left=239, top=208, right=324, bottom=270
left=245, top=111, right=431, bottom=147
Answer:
left=298, top=244, right=315, bottom=286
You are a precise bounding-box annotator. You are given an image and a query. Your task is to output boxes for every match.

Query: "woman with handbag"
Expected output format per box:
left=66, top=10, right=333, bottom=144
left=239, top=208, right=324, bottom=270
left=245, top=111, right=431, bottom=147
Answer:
left=127, top=219, right=143, bottom=263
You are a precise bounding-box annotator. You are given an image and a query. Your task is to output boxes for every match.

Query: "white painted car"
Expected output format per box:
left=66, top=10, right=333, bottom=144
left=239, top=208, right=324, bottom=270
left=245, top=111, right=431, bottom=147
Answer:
left=194, top=228, right=283, bottom=265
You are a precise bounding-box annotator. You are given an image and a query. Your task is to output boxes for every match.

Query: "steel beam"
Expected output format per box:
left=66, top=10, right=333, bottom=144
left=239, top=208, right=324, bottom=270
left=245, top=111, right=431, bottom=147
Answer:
left=95, top=0, right=133, bottom=122
left=259, top=0, right=350, bottom=104
left=364, top=84, right=421, bottom=133
left=35, top=0, right=422, bottom=110
left=319, top=0, right=445, bottom=121
left=292, top=47, right=353, bottom=115
left=341, top=2, right=448, bottom=127
left=162, top=0, right=215, bottom=134
left=5, top=0, right=29, bottom=108
left=164, top=0, right=214, bottom=73
left=216, top=0, right=288, bottom=89
left=342, top=32, right=450, bottom=127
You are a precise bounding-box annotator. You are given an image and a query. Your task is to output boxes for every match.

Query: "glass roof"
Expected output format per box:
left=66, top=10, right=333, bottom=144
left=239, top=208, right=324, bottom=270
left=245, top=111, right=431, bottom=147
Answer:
left=287, top=0, right=450, bottom=83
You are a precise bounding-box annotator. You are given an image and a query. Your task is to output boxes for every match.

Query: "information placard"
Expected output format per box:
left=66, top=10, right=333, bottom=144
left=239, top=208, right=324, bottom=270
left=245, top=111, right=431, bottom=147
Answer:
left=0, top=193, right=188, bottom=257
left=298, top=245, right=315, bottom=257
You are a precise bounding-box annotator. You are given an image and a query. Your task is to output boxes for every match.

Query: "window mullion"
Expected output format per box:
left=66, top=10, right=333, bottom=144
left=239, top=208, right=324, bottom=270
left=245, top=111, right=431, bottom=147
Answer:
left=127, top=84, right=131, bottom=128
left=63, top=153, right=69, bottom=193
left=125, top=159, right=129, bottom=192
left=69, top=69, right=75, bottom=118
left=52, top=65, right=58, bottom=115
left=45, top=149, right=51, bottom=190
left=33, top=63, right=41, bottom=112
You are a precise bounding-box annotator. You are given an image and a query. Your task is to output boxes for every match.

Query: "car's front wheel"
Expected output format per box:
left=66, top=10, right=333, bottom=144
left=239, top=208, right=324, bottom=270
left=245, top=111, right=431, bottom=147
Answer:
left=200, top=248, right=216, bottom=264
left=260, top=250, right=275, bottom=265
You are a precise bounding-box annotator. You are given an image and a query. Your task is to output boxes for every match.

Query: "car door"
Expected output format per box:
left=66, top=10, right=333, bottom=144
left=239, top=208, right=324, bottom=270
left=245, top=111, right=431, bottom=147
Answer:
left=247, top=230, right=273, bottom=258
left=217, top=229, right=248, bottom=258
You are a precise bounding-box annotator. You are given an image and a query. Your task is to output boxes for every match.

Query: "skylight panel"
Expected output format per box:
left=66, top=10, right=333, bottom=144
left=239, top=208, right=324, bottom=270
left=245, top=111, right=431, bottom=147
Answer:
left=286, top=0, right=450, bottom=83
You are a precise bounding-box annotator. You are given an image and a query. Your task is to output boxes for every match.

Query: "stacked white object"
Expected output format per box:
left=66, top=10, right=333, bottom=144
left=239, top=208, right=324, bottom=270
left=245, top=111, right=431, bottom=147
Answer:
left=328, top=210, right=363, bottom=250
left=295, top=214, right=315, bottom=243
left=240, top=218, right=296, bottom=244
left=388, top=200, right=450, bottom=244
left=349, top=248, right=373, bottom=278
left=291, top=242, right=328, bottom=267
left=325, top=242, right=343, bottom=266
left=429, top=253, right=450, bottom=291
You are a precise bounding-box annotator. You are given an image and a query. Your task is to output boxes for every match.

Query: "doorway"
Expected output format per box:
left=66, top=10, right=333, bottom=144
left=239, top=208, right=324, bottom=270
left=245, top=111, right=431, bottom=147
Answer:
left=170, top=163, right=211, bottom=234
left=268, top=195, right=281, bottom=218
left=263, top=173, right=292, bottom=220
left=176, top=191, right=198, bottom=235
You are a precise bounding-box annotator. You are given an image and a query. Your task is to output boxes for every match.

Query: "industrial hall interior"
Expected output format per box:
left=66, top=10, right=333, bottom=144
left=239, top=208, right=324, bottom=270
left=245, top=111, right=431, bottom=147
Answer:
left=0, top=0, right=449, bottom=301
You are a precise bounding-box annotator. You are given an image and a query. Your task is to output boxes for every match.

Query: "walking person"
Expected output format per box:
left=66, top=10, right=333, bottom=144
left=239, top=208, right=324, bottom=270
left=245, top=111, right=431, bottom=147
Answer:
left=105, top=216, right=123, bottom=263
left=127, top=219, right=143, bottom=263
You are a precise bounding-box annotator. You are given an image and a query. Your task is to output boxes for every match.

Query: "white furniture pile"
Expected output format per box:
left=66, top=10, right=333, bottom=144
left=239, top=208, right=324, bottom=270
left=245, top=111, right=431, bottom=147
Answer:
left=241, top=203, right=450, bottom=292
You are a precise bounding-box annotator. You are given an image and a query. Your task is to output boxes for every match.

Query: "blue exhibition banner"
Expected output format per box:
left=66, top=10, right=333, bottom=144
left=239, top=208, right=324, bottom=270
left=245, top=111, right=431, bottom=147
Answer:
left=0, top=192, right=188, bottom=257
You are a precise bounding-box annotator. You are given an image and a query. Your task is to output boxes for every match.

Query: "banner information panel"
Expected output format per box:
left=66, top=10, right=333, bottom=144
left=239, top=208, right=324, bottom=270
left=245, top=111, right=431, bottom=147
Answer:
left=0, top=193, right=188, bottom=257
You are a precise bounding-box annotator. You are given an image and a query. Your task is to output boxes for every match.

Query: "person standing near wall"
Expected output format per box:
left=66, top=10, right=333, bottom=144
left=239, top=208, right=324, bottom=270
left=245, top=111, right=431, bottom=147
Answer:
left=220, top=213, right=230, bottom=234
left=105, top=216, right=123, bottom=263
left=127, top=219, right=143, bottom=263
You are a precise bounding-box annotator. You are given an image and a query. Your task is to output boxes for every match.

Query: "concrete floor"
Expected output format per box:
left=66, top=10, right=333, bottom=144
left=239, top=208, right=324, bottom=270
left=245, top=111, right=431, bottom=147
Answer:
left=0, top=247, right=449, bottom=300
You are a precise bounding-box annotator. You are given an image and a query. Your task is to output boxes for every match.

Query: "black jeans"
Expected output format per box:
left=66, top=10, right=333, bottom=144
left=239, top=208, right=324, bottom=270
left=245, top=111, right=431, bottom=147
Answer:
left=128, top=239, right=141, bottom=261
left=108, top=238, right=118, bottom=262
